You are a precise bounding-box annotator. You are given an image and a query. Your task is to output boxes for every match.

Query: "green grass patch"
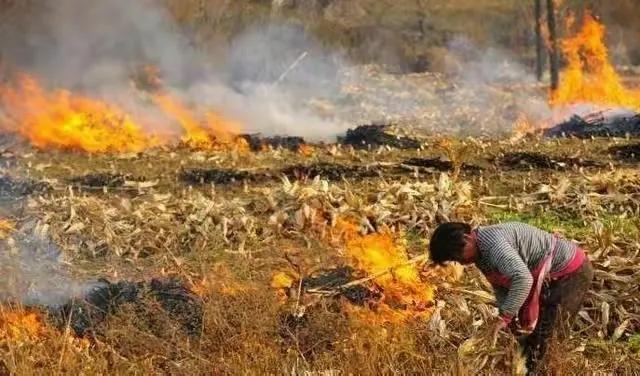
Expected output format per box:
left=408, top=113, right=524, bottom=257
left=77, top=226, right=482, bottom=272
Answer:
left=486, top=209, right=640, bottom=242
left=486, top=209, right=591, bottom=239
left=630, top=333, right=640, bottom=353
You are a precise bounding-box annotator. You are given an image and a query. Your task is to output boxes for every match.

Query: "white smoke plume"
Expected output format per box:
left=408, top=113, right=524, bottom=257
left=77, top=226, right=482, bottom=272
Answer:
left=440, top=36, right=552, bottom=134
left=0, top=0, right=351, bottom=141
left=0, top=222, right=94, bottom=307
left=0, top=0, right=553, bottom=141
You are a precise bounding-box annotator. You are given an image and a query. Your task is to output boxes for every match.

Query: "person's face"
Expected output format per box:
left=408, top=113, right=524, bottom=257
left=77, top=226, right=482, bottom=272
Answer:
left=460, top=233, right=477, bottom=264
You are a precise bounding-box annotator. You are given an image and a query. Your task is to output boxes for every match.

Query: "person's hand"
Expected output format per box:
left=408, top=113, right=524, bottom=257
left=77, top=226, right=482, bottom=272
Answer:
left=484, top=316, right=508, bottom=347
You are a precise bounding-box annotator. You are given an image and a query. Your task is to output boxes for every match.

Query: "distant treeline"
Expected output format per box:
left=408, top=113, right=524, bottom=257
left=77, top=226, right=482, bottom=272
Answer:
left=2, top=0, right=638, bottom=74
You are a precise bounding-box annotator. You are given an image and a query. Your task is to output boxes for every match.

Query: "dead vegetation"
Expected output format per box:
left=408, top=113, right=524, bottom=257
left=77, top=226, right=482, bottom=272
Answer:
left=0, top=135, right=638, bottom=374
left=496, top=151, right=601, bottom=170
left=609, top=142, right=640, bottom=162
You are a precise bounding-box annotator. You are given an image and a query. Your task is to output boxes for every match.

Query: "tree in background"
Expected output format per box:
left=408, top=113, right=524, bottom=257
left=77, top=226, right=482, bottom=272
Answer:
left=546, top=0, right=560, bottom=90
left=534, top=0, right=545, bottom=81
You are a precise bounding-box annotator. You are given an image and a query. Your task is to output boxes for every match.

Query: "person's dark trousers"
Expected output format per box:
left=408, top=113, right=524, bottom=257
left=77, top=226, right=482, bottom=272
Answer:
left=524, top=259, right=594, bottom=374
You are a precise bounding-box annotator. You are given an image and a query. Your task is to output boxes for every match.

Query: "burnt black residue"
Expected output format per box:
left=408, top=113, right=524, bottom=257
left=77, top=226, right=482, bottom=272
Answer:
left=302, top=267, right=381, bottom=305
left=609, top=143, right=640, bottom=162
left=402, top=157, right=483, bottom=173
left=180, top=168, right=257, bottom=185
left=496, top=152, right=600, bottom=170
left=280, top=162, right=382, bottom=181
left=340, top=124, right=422, bottom=150
left=56, top=280, right=141, bottom=337
left=147, top=278, right=203, bottom=336
left=52, top=277, right=203, bottom=338
left=544, top=112, right=640, bottom=138
left=0, top=175, right=50, bottom=199
left=68, top=172, right=130, bottom=188
left=238, top=134, right=306, bottom=152
left=181, top=163, right=385, bottom=185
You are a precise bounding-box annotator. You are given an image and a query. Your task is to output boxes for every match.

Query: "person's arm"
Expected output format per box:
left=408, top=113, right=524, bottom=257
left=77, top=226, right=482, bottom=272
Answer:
left=494, top=285, right=508, bottom=307
left=487, top=238, right=534, bottom=324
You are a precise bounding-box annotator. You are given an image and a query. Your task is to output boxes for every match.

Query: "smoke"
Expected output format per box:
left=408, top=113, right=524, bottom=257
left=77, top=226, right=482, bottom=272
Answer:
left=0, top=0, right=349, bottom=141
left=190, top=23, right=350, bottom=139
left=447, top=36, right=536, bottom=85
left=441, top=36, right=552, bottom=133
left=1, top=0, right=200, bottom=89
left=323, top=36, right=552, bottom=135
left=0, top=222, right=94, bottom=307
left=0, top=0, right=561, bottom=141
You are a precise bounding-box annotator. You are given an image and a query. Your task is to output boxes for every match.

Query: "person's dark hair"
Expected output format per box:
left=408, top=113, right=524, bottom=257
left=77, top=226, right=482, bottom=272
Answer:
left=429, top=222, right=472, bottom=264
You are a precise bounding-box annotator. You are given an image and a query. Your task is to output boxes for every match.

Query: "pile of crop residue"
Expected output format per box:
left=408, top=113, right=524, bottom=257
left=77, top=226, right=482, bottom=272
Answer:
left=340, top=125, right=422, bottom=149
left=545, top=109, right=640, bottom=138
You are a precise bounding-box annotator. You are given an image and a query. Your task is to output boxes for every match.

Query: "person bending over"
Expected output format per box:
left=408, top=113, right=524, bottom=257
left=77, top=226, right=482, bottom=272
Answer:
left=429, top=222, right=593, bottom=373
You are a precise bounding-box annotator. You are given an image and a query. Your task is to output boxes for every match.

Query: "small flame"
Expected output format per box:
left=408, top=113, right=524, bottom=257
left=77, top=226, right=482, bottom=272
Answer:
left=0, top=309, right=46, bottom=342
left=551, top=14, right=640, bottom=110
left=299, top=144, right=314, bottom=157
left=0, top=219, right=15, bottom=239
left=334, top=218, right=434, bottom=323
left=152, top=94, right=248, bottom=152
left=271, top=272, right=295, bottom=289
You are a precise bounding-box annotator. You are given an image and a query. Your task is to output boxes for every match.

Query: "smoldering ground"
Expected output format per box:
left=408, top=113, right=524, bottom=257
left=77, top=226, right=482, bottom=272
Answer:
left=0, top=222, right=92, bottom=307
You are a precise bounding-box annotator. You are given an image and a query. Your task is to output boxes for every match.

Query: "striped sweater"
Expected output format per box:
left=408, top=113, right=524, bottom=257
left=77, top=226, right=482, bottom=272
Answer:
left=475, top=222, right=578, bottom=318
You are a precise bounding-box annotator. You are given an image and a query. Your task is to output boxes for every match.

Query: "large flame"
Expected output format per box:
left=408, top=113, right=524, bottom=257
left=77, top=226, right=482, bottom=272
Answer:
left=551, top=14, right=640, bottom=110
left=0, top=74, right=157, bottom=153
left=0, top=73, right=247, bottom=153
left=335, top=218, right=434, bottom=323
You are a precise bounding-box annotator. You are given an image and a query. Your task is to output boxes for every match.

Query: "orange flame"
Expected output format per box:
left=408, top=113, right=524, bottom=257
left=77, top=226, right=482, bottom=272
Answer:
left=551, top=14, right=640, bottom=110
left=0, top=73, right=247, bottom=153
left=0, top=219, right=15, bottom=239
left=0, top=74, right=157, bottom=153
left=335, top=218, right=434, bottom=323
left=0, top=309, right=46, bottom=342
left=299, top=144, right=314, bottom=157
left=152, top=94, right=248, bottom=151
left=271, top=272, right=295, bottom=289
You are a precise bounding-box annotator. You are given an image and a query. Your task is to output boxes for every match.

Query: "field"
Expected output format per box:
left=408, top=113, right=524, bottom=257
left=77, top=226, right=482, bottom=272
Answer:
left=0, top=128, right=639, bottom=374
left=2, top=0, right=640, bottom=374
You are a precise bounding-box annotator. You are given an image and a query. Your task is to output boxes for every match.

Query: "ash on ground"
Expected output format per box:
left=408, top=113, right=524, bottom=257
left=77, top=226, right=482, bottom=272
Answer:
left=0, top=176, right=50, bottom=200
left=301, top=266, right=382, bottom=305
left=239, top=134, right=307, bottom=152
left=68, top=173, right=130, bottom=188
left=180, top=168, right=257, bottom=185
left=279, top=162, right=384, bottom=181
left=402, top=157, right=483, bottom=173
left=51, top=277, right=203, bottom=338
left=496, top=152, right=600, bottom=170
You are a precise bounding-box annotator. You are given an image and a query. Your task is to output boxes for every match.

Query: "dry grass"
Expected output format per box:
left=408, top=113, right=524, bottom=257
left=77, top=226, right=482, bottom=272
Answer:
left=0, top=134, right=639, bottom=374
